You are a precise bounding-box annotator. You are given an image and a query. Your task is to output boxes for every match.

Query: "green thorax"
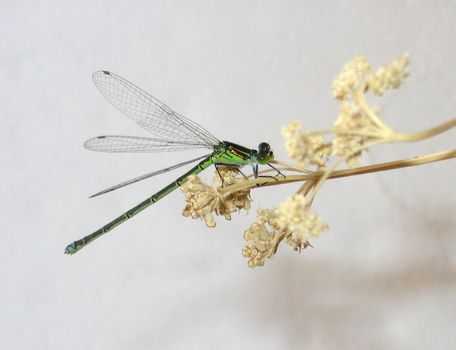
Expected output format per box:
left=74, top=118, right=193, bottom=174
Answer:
left=212, top=141, right=256, bottom=166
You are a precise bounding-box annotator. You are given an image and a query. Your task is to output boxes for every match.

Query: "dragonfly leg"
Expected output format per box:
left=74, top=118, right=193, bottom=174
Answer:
left=257, top=174, right=279, bottom=181
left=214, top=164, right=224, bottom=186
left=267, top=163, right=286, bottom=178
left=214, top=163, right=245, bottom=187
left=253, top=163, right=279, bottom=187
left=234, top=167, right=248, bottom=180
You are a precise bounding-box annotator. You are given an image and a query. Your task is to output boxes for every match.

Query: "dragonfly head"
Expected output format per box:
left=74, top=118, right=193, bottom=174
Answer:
left=256, top=142, right=274, bottom=164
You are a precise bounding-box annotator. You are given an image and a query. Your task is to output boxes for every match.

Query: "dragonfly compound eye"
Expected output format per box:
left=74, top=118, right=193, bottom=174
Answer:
left=258, top=142, right=271, bottom=154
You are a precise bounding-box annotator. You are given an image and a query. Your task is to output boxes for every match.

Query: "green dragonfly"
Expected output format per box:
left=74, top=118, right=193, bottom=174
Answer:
left=64, top=71, right=276, bottom=254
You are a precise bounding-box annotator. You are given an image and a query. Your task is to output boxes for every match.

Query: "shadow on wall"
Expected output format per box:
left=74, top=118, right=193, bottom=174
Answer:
left=133, top=202, right=455, bottom=348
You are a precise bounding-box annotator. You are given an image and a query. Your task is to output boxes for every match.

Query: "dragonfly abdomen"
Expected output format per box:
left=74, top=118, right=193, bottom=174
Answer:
left=65, top=156, right=214, bottom=254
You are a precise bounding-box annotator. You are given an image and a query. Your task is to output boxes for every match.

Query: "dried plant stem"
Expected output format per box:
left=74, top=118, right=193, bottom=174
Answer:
left=393, top=118, right=456, bottom=142
left=298, top=118, right=456, bottom=142
left=219, top=149, right=456, bottom=195
left=354, top=90, right=394, bottom=133
left=322, top=148, right=455, bottom=179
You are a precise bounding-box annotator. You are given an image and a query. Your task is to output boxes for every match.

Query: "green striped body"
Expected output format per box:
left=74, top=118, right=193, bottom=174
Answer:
left=64, top=142, right=255, bottom=254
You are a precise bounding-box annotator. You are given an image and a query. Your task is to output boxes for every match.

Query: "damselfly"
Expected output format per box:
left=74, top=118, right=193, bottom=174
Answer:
left=64, top=71, right=276, bottom=254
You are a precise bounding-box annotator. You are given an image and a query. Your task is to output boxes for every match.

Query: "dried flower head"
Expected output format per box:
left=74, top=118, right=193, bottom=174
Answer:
left=282, top=121, right=332, bottom=169
left=181, top=175, right=219, bottom=227
left=242, top=209, right=277, bottom=268
left=276, top=195, right=328, bottom=250
left=181, top=168, right=251, bottom=227
left=214, top=167, right=251, bottom=216
left=330, top=53, right=410, bottom=165
left=332, top=55, right=371, bottom=100
left=366, top=53, right=409, bottom=96
left=243, top=195, right=327, bottom=267
left=332, top=53, right=409, bottom=100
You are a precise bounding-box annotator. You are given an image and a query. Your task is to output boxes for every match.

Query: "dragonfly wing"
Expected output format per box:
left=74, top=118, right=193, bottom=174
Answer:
left=92, top=71, right=220, bottom=147
left=84, top=135, right=210, bottom=153
left=89, top=153, right=212, bottom=197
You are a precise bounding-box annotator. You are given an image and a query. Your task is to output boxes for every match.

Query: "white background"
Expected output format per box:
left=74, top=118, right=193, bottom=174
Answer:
left=1, top=1, right=455, bottom=349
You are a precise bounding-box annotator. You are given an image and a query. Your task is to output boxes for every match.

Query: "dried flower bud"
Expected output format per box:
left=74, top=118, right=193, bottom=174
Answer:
left=276, top=195, right=327, bottom=245
left=181, top=175, right=219, bottom=227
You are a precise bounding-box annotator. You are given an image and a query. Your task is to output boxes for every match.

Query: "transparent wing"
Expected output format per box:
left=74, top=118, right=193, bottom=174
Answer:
left=89, top=153, right=211, bottom=198
left=84, top=135, right=211, bottom=153
left=92, top=71, right=220, bottom=147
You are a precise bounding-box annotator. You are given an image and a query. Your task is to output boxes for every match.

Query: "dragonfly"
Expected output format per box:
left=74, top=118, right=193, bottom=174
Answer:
left=64, top=71, right=277, bottom=255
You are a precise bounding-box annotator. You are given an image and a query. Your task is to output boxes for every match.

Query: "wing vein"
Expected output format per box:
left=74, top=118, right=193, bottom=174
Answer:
left=92, top=71, right=220, bottom=147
